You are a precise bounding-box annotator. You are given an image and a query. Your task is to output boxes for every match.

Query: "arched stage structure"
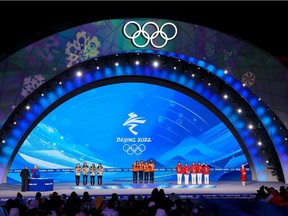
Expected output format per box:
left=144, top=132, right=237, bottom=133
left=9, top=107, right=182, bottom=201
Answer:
left=0, top=18, right=288, bottom=189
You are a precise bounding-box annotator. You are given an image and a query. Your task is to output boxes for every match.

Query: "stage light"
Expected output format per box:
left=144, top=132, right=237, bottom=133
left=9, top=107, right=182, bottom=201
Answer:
left=115, top=62, right=119, bottom=67
left=273, top=116, right=277, bottom=121
left=258, top=98, right=261, bottom=101
left=248, top=124, right=253, bottom=130
left=223, top=94, right=228, bottom=99
left=135, top=60, right=140, bottom=65
left=191, top=73, right=195, bottom=77
left=57, top=79, right=62, bottom=85
left=26, top=105, right=30, bottom=110
left=153, top=61, right=159, bottom=68
left=96, top=66, right=100, bottom=70
left=285, top=137, right=288, bottom=141
left=173, top=66, right=177, bottom=70
left=237, top=108, right=242, bottom=113
left=76, top=71, right=82, bottom=77
left=1, top=139, right=5, bottom=144
left=258, top=141, right=262, bottom=146
left=13, top=121, right=17, bottom=125
left=243, top=83, right=246, bottom=87
left=224, top=70, right=228, bottom=74
left=266, top=160, right=269, bottom=164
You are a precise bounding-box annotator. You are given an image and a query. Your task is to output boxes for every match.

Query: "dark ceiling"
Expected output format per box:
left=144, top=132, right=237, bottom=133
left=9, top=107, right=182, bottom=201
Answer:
left=1, top=1, right=288, bottom=67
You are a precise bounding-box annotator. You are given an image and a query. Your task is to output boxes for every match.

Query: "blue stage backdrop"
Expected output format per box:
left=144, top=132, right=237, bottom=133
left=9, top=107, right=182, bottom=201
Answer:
left=8, top=82, right=250, bottom=183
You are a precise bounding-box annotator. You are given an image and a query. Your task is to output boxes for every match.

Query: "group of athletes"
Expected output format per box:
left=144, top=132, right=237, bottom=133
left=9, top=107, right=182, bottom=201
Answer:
left=132, top=160, right=155, bottom=183
left=176, top=161, right=211, bottom=185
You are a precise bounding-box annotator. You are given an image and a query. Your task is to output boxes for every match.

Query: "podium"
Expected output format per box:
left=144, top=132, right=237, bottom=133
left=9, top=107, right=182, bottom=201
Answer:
left=28, top=178, right=54, bottom=191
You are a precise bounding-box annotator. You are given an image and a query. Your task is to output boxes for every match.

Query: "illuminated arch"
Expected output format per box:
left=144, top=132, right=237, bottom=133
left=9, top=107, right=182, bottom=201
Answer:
left=0, top=51, right=285, bottom=183
left=1, top=18, right=288, bottom=183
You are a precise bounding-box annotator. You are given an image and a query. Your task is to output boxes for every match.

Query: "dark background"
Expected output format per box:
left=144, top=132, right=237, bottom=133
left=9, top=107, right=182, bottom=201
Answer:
left=1, top=1, right=288, bottom=67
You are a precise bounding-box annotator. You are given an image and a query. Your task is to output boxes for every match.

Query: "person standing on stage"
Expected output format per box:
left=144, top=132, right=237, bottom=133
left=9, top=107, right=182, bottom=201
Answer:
left=74, top=163, right=81, bottom=186
left=97, top=163, right=104, bottom=185
left=183, top=163, right=190, bottom=185
left=90, top=163, right=96, bottom=186
left=203, top=163, right=210, bottom=185
left=196, top=161, right=203, bottom=185
left=31, top=164, right=40, bottom=178
left=132, top=160, right=139, bottom=183
left=176, top=161, right=183, bottom=185
left=240, top=164, right=247, bottom=186
left=20, top=165, right=30, bottom=192
left=190, top=162, right=197, bottom=185
left=149, top=160, right=155, bottom=183
left=144, top=160, right=149, bottom=183
left=82, top=162, right=89, bottom=185
left=138, top=160, right=144, bottom=183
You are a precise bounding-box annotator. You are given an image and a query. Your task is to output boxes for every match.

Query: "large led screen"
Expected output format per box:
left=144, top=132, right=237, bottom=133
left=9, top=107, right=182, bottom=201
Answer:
left=8, top=82, right=249, bottom=183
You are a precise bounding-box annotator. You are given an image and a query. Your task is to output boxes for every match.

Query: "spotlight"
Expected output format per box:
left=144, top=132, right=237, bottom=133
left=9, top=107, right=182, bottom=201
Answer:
left=248, top=124, right=253, bottom=130
left=257, top=141, right=262, bottom=146
left=26, top=105, right=30, bottom=110
left=57, top=79, right=62, bottom=85
left=135, top=60, right=140, bottom=65
left=153, top=61, right=159, bottom=68
left=237, top=108, right=242, bottom=114
left=115, top=62, right=119, bottom=67
left=76, top=71, right=82, bottom=77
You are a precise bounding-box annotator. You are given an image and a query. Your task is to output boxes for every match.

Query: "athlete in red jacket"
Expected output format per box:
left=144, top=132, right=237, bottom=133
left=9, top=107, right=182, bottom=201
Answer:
left=203, top=163, right=210, bottom=185
left=176, top=161, right=183, bottom=185
left=196, top=162, right=203, bottom=185
left=183, top=163, right=190, bottom=185
left=190, top=162, right=197, bottom=185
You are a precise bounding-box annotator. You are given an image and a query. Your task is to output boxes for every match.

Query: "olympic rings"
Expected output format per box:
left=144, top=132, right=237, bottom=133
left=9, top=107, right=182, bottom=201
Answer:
left=123, top=143, right=146, bottom=155
left=123, top=21, right=178, bottom=49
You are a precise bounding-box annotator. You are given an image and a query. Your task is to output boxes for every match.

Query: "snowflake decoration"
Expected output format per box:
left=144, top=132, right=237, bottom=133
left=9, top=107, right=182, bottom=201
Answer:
left=24, top=36, right=60, bottom=64
left=65, top=31, right=101, bottom=68
left=242, top=71, right=256, bottom=87
left=21, top=74, right=46, bottom=97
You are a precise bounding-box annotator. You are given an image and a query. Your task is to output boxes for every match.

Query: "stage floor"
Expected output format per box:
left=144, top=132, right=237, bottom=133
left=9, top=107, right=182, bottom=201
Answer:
left=1, top=181, right=287, bottom=202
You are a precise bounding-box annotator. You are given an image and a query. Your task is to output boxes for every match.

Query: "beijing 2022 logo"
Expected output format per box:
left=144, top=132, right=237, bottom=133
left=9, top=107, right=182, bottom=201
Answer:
left=123, top=21, right=178, bottom=48
left=119, top=112, right=151, bottom=155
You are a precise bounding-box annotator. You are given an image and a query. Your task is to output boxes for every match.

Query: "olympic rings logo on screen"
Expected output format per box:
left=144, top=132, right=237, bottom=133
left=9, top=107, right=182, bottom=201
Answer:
left=123, top=21, right=178, bottom=48
left=123, top=144, right=146, bottom=155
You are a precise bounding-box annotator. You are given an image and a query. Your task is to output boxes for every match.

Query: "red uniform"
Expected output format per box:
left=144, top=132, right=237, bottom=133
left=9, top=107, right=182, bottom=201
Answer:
left=240, top=167, right=247, bottom=181
left=176, top=162, right=183, bottom=185
left=176, top=164, right=183, bottom=174
left=190, top=164, right=197, bottom=174
left=183, top=165, right=190, bottom=175
left=203, top=165, right=210, bottom=174
left=196, top=164, right=203, bottom=173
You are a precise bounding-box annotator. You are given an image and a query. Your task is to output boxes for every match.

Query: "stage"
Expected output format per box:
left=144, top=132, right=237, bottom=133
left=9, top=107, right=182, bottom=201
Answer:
left=1, top=181, right=287, bottom=203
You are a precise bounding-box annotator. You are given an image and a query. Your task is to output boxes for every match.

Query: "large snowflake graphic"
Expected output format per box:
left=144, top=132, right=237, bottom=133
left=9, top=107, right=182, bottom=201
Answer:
left=65, top=31, right=101, bottom=68
left=21, top=74, right=46, bottom=97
